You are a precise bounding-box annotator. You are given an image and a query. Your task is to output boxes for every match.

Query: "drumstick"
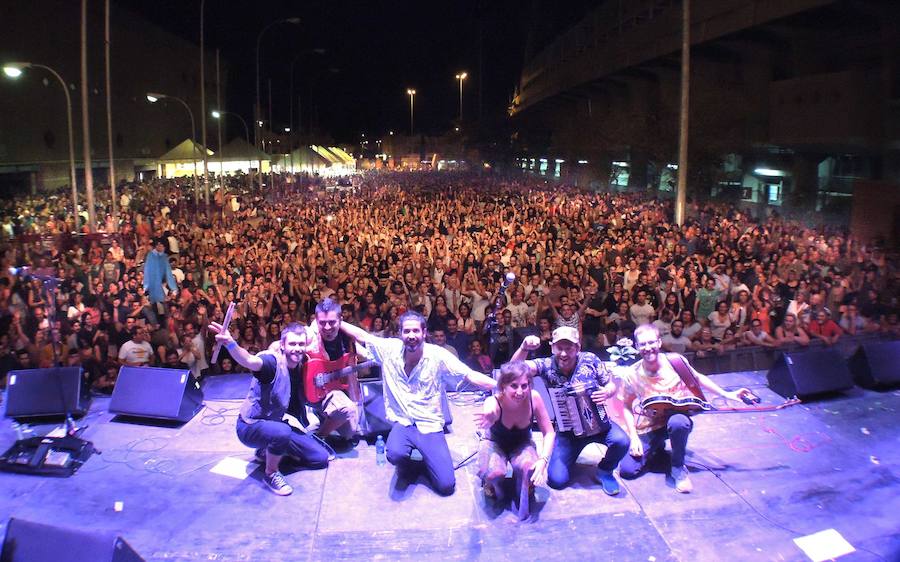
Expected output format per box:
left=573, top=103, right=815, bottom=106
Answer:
left=211, top=301, right=236, bottom=363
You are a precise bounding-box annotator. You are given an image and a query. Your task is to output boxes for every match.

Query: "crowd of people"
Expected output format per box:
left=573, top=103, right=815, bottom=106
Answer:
left=0, top=170, right=897, bottom=392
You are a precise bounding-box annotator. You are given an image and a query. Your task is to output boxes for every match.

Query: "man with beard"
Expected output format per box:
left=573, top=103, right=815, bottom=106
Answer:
left=618, top=324, right=754, bottom=493
left=305, top=298, right=361, bottom=444
left=661, top=319, right=692, bottom=353
left=208, top=321, right=330, bottom=496
left=339, top=311, right=496, bottom=496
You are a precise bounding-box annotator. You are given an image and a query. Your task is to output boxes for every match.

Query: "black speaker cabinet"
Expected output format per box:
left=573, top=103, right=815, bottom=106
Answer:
left=4, top=367, right=90, bottom=419
left=1, top=517, right=144, bottom=562
left=849, top=340, right=900, bottom=389
left=109, top=366, right=203, bottom=423
left=359, top=380, right=453, bottom=436
left=766, top=350, right=854, bottom=399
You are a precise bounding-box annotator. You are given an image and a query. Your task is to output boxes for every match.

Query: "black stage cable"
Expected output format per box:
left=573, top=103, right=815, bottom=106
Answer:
left=454, top=431, right=486, bottom=471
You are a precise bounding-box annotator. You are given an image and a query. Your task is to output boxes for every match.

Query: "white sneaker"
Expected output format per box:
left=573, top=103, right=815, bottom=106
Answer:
left=264, top=471, right=293, bottom=496
left=671, top=465, right=693, bottom=493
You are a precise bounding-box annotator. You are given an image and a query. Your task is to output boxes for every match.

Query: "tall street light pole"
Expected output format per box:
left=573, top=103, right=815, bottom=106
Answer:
left=215, top=49, right=223, bottom=185
left=407, top=88, right=416, bottom=137
left=147, top=92, right=199, bottom=205
left=105, top=0, right=117, bottom=220
left=212, top=110, right=252, bottom=189
left=81, top=0, right=96, bottom=232
left=199, top=0, right=210, bottom=206
left=455, top=72, right=467, bottom=124
left=3, top=63, right=78, bottom=222
left=256, top=17, right=301, bottom=189
left=675, top=0, right=691, bottom=226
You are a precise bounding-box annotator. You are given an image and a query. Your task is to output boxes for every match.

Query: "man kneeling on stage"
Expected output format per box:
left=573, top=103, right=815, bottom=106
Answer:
left=209, top=321, right=330, bottom=496
left=340, top=311, right=496, bottom=496
left=618, top=324, right=754, bottom=493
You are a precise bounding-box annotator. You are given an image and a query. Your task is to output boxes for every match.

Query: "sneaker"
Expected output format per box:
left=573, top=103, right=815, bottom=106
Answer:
left=596, top=468, right=620, bottom=496
left=263, top=471, right=293, bottom=496
left=671, top=465, right=693, bottom=493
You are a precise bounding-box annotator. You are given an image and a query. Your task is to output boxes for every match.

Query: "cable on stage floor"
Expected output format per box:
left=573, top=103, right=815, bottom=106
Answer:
left=200, top=404, right=240, bottom=426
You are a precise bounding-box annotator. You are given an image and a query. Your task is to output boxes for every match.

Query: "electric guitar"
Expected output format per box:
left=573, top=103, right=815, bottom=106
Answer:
left=304, top=357, right=377, bottom=404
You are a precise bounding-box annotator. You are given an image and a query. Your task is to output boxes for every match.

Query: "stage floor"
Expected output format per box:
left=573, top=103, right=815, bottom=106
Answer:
left=1, top=371, right=898, bottom=562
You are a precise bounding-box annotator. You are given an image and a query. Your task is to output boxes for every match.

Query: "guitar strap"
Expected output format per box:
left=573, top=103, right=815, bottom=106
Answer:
left=666, top=353, right=707, bottom=401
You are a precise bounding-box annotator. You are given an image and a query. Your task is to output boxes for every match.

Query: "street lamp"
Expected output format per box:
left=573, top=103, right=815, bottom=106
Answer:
left=407, top=89, right=416, bottom=136
left=256, top=17, right=301, bottom=188
left=147, top=92, right=200, bottom=204
left=3, top=62, right=79, bottom=222
left=455, top=72, right=467, bottom=123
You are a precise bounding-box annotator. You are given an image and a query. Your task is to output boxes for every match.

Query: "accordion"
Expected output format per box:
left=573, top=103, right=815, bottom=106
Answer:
left=547, top=382, right=608, bottom=437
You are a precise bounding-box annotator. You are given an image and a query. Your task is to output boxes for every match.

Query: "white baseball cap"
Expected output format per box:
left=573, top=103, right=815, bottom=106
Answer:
left=551, top=326, right=580, bottom=345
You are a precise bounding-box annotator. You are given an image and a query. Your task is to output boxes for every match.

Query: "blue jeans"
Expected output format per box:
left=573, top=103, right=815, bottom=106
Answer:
left=385, top=423, right=456, bottom=496
left=619, top=414, right=693, bottom=479
left=548, top=421, right=629, bottom=489
left=236, top=418, right=330, bottom=469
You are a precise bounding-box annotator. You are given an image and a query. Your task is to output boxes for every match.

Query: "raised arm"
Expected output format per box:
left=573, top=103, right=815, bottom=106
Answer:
left=339, top=319, right=378, bottom=347
left=207, top=320, right=263, bottom=371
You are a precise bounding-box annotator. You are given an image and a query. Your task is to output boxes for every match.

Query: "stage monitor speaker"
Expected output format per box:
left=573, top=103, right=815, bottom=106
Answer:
left=849, top=340, right=900, bottom=389
left=359, top=380, right=453, bottom=436
left=4, top=367, right=90, bottom=419
left=109, top=366, right=203, bottom=423
left=766, top=350, right=854, bottom=399
left=1, top=517, right=144, bottom=562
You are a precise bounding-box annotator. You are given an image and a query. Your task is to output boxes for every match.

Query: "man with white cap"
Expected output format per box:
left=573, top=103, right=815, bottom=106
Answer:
left=511, top=326, right=629, bottom=494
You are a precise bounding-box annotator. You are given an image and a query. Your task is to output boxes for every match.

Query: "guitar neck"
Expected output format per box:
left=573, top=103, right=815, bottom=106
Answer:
left=320, top=360, right=377, bottom=384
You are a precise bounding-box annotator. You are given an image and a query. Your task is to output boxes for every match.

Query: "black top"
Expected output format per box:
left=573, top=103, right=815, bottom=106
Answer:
left=255, top=354, right=308, bottom=423
left=489, top=396, right=534, bottom=454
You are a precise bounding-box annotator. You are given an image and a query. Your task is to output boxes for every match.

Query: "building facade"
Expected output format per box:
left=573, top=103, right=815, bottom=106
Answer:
left=509, top=0, right=900, bottom=223
left=0, top=1, right=229, bottom=197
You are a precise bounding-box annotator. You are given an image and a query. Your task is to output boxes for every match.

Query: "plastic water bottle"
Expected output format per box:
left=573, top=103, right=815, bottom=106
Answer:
left=375, top=435, right=386, bottom=466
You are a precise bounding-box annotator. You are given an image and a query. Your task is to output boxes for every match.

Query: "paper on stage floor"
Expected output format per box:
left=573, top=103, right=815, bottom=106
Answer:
left=793, top=528, right=856, bottom=562
left=210, top=456, right=254, bottom=480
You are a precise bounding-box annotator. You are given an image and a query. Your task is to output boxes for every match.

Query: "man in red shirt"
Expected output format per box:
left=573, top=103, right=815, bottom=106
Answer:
left=807, top=310, right=842, bottom=346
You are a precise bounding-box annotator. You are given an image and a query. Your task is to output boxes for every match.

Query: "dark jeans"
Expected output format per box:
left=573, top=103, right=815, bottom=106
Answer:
left=548, top=421, right=629, bottom=489
left=385, top=423, right=456, bottom=496
left=236, top=418, right=329, bottom=469
left=620, top=414, right=693, bottom=479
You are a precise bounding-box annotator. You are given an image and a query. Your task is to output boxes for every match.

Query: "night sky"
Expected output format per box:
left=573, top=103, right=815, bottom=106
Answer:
left=116, top=0, right=596, bottom=143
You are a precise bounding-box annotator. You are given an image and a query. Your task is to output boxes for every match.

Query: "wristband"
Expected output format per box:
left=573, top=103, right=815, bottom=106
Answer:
left=225, top=341, right=238, bottom=351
